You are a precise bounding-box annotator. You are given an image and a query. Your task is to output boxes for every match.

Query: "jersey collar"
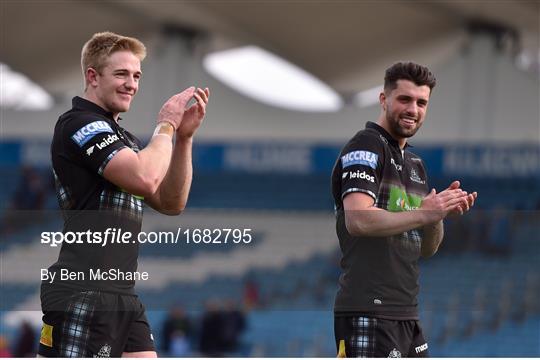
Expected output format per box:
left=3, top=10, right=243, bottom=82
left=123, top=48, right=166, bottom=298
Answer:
left=72, top=97, right=121, bottom=122
left=365, top=121, right=412, bottom=149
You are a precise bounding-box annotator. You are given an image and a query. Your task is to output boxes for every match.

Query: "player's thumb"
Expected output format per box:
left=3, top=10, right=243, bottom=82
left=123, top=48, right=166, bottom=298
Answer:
left=178, top=86, right=195, bottom=103
left=448, top=180, right=460, bottom=190
left=424, top=188, right=436, bottom=199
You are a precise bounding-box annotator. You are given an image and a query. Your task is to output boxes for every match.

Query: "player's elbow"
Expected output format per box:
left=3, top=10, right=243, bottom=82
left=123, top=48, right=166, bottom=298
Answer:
left=157, top=196, right=188, bottom=216
left=132, top=175, right=160, bottom=198
left=345, top=214, right=371, bottom=237
left=160, top=205, right=185, bottom=216
left=421, top=245, right=438, bottom=258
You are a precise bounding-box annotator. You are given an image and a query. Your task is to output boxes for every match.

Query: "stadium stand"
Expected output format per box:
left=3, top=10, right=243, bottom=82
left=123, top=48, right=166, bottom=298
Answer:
left=1, top=150, right=539, bottom=356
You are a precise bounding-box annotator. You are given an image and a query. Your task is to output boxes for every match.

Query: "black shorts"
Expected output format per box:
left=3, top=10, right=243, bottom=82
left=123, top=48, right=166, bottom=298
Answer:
left=334, top=315, right=429, bottom=357
left=39, top=287, right=155, bottom=357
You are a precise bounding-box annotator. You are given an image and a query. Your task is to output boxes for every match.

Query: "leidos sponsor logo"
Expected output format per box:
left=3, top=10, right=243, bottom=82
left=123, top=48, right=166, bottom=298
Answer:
left=349, top=170, right=375, bottom=183
left=410, top=169, right=426, bottom=184
left=341, top=150, right=378, bottom=169
left=86, top=134, right=119, bottom=156
left=96, top=134, right=119, bottom=150
left=342, top=172, right=348, bottom=179
left=72, top=121, right=114, bottom=147
left=415, top=343, right=428, bottom=354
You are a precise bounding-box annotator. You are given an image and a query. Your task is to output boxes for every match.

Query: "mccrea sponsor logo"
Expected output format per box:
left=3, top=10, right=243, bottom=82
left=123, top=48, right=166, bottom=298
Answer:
left=71, top=121, right=114, bottom=147
left=341, top=150, right=378, bottom=169
left=349, top=170, right=375, bottom=183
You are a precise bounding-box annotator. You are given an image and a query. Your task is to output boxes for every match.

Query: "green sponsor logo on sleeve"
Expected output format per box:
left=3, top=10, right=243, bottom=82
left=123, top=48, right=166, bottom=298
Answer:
left=388, top=186, right=422, bottom=212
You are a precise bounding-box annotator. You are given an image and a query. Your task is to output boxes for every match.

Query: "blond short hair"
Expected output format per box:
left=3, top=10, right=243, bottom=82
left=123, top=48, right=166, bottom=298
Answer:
left=81, top=31, right=146, bottom=86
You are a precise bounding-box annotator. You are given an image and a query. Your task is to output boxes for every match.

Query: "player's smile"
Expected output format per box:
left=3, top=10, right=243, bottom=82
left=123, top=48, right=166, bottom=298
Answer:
left=399, top=116, right=417, bottom=127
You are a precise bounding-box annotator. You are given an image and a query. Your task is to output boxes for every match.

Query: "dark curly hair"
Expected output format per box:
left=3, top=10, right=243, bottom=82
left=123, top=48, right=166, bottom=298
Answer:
left=384, top=62, right=436, bottom=93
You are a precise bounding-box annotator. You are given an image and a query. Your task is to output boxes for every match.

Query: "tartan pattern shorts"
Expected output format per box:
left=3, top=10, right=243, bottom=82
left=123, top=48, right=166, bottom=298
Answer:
left=39, top=288, right=155, bottom=357
left=59, top=291, right=97, bottom=357
left=335, top=315, right=429, bottom=357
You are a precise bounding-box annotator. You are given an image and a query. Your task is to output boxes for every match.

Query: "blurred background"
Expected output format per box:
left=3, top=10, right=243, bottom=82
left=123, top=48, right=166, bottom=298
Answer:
left=1, top=0, right=539, bottom=357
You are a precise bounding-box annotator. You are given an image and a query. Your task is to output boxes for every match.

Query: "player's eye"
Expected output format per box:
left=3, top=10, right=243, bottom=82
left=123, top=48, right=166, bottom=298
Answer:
left=398, top=97, right=410, bottom=103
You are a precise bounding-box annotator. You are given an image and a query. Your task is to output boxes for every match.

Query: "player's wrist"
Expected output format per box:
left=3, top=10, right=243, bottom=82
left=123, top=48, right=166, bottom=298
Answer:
left=417, top=208, right=441, bottom=226
left=175, top=132, right=194, bottom=144
left=153, top=122, right=175, bottom=139
left=157, top=117, right=178, bottom=129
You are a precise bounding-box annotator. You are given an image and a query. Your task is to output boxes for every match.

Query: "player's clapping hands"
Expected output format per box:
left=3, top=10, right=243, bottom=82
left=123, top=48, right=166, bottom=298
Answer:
left=157, top=87, right=196, bottom=130
left=420, top=180, right=477, bottom=222
left=444, top=180, right=477, bottom=215
left=177, top=87, right=210, bottom=139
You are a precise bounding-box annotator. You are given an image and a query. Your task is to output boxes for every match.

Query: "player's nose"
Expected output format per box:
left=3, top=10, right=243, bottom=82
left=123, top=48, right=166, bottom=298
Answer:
left=406, top=102, right=418, bottom=116
left=124, top=76, right=137, bottom=92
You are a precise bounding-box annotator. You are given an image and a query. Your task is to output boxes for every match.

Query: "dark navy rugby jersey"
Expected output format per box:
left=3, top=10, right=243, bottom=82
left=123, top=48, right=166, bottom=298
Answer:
left=47, top=96, right=144, bottom=294
left=332, top=122, right=429, bottom=320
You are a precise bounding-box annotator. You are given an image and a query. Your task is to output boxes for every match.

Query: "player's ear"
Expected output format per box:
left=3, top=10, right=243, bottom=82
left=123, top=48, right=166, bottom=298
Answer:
left=86, top=68, right=99, bottom=87
left=379, top=92, right=387, bottom=111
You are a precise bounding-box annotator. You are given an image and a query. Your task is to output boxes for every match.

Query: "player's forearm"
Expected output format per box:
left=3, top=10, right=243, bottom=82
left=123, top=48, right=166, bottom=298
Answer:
left=134, top=134, right=173, bottom=195
left=420, top=220, right=444, bottom=257
left=345, top=207, right=434, bottom=237
left=155, top=136, right=193, bottom=214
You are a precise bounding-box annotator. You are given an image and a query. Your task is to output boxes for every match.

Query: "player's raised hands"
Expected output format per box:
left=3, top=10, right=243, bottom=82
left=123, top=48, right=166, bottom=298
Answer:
left=177, top=87, right=210, bottom=139
left=444, top=180, right=477, bottom=216
left=420, top=180, right=476, bottom=223
left=157, top=87, right=196, bottom=130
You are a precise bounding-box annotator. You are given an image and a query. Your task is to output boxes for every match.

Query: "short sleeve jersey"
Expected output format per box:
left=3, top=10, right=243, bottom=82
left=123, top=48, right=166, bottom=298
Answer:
left=331, top=122, right=429, bottom=319
left=47, top=96, right=144, bottom=294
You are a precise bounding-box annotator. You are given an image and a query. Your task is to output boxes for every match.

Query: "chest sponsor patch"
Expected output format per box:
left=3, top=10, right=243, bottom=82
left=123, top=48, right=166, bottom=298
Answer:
left=388, top=186, right=423, bottom=211
left=341, top=150, right=378, bottom=169
left=71, top=120, right=114, bottom=147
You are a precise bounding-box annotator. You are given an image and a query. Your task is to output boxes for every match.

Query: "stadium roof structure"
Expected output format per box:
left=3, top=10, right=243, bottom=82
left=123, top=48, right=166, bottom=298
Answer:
left=1, top=0, right=538, bottom=101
